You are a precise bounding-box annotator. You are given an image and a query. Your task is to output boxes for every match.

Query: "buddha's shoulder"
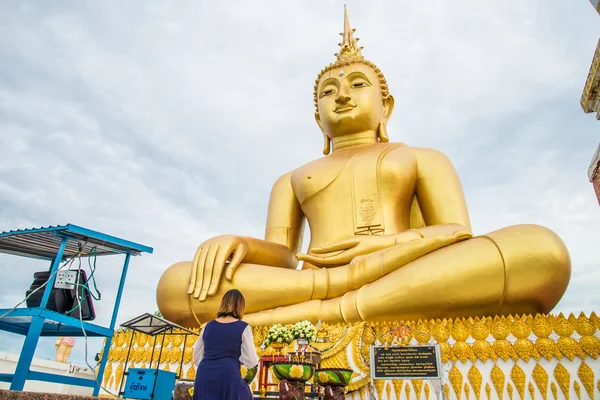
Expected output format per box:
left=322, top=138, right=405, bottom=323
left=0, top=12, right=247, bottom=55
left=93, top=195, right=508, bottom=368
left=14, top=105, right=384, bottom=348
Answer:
left=407, top=146, right=453, bottom=162
left=270, top=145, right=452, bottom=186
left=378, top=144, right=454, bottom=169
left=270, top=160, right=325, bottom=191
left=361, top=142, right=450, bottom=160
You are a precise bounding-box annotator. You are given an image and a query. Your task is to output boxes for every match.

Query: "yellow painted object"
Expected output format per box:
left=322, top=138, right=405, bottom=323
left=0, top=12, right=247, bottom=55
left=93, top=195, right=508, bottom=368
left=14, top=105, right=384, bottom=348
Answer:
left=156, top=7, right=571, bottom=327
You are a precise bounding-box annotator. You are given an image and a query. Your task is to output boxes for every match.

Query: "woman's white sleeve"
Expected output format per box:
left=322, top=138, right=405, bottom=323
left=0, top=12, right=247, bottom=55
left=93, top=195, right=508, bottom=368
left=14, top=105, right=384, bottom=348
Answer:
left=240, top=325, right=260, bottom=368
left=193, top=329, right=204, bottom=367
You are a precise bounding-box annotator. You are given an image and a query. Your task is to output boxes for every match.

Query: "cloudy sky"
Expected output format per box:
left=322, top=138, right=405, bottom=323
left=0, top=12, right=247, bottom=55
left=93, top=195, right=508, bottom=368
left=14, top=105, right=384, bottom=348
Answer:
left=1, top=1, right=599, bottom=366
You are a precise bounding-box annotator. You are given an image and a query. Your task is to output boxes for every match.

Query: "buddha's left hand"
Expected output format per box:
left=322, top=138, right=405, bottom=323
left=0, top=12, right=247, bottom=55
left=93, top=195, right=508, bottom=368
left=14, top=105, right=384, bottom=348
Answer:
left=296, top=231, right=421, bottom=267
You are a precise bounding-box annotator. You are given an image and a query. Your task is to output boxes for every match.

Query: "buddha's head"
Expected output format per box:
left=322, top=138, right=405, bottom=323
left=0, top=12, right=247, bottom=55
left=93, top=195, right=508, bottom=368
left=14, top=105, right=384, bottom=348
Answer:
left=314, top=7, right=394, bottom=155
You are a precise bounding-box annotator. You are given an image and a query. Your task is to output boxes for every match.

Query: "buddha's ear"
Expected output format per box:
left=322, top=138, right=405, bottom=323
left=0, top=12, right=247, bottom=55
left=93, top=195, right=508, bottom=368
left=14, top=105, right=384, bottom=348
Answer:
left=322, top=135, right=331, bottom=155
left=315, top=112, right=331, bottom=155
left=315, top=112, right=324, bottom=133
left=383, top=94, right=395, bottom=121
left=378, top=95, right=394, bottom=143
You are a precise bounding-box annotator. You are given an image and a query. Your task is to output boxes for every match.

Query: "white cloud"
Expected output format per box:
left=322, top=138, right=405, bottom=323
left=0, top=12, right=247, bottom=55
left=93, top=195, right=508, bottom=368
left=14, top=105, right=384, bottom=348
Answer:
left=0, top=0, right=599, bottom=366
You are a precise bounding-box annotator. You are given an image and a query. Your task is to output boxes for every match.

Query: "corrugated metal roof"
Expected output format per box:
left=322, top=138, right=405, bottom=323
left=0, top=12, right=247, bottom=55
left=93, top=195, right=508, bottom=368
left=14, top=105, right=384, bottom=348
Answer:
left=0, top=224, right=153, bottom=260
left=120, top=312, right=196, bottom=336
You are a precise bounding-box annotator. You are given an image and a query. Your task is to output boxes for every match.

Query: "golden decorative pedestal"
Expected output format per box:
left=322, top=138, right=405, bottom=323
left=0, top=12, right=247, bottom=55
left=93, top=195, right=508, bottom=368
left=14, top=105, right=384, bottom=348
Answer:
left=100, top=313, right=600, bottom=399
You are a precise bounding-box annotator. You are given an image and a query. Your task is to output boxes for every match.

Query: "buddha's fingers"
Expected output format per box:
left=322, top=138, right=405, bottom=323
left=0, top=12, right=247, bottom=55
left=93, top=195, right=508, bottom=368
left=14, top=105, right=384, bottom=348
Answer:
left=311, top=238, right=360, bottom=254
left=188, top=248, right=202, bottom=294
left=350, top=231, right=471, bottom=289
left=208, top=246, right=229, bottom=296
left=199, top=246, right=219, bottom=301
left=193, top=249, right=210, bottom=299
left=225, top=243, right=246, bottom=281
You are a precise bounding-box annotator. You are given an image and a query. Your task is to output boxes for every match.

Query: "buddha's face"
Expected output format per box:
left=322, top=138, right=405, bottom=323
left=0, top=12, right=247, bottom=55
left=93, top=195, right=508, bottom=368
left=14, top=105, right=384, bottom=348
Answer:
left=315, top=63, right=392, bottom=139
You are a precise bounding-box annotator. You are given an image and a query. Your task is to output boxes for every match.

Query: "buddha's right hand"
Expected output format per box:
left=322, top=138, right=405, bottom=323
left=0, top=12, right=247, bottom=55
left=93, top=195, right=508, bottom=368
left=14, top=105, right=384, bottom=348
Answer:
left=348, top=230, right=472, bottom=288
left=188, top=235, right=248, bottom=301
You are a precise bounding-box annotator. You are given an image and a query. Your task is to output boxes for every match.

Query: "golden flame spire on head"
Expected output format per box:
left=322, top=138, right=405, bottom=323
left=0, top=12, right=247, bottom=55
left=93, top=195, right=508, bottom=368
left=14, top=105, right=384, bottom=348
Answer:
left=313, top=6, right=390, bottom=114
left=334, top=5, right=364, bottom=63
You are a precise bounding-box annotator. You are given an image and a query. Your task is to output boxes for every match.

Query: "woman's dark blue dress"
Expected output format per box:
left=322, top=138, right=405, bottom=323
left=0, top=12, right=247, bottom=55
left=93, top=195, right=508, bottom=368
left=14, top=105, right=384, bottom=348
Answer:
left=193, top=320, right=253, bottom=400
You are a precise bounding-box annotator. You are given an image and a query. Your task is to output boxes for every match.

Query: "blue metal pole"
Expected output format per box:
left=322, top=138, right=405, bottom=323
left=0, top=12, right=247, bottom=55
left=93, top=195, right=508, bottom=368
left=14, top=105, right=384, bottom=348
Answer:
left=10, top=316, right=43, bottom=390
left=93, top=252, right=131, bottom=396
left=40, top=237, right=68, bottom=308
left=109, top=253, right=131, bottom=331
left=10, top=237, right=68, bottom=390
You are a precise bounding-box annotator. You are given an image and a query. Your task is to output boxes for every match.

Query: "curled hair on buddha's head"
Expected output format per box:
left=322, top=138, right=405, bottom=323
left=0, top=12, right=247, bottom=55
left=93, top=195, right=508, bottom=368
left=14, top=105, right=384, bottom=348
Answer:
left=216, top=289, right=246, bottom=320
left=314, top=6, right=392, bottom=155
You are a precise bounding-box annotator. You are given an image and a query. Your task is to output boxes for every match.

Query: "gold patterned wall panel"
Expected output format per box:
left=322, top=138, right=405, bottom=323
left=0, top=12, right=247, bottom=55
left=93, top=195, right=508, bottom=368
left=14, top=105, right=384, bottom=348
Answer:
left=99, top=313, right=600, bottom=399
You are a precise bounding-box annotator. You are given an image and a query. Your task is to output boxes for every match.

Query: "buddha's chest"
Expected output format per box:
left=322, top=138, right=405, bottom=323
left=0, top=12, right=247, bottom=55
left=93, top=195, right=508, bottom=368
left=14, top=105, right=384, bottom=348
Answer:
left=291, top=144, right=417, bottom=211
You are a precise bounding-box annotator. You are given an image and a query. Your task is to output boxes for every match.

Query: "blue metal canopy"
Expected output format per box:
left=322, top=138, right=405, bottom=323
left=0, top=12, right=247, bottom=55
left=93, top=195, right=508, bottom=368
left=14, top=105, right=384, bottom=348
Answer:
left=0, top=224, right=154, bottom=260
left=0, top=223, right=154, bottom=396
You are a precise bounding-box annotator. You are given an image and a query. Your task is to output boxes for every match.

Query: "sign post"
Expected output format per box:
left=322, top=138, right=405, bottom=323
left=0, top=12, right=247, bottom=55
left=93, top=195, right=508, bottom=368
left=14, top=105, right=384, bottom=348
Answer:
left=370, top=345, right=445, bottom=399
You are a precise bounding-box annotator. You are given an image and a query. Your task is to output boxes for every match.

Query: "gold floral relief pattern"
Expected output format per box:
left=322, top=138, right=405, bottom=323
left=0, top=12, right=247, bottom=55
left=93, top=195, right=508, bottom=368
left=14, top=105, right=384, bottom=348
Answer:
left=492, top=318, right=517, bottom=362
left=392, top=379, right=404, bottom=399
left=385, top=380, right=392, bottom=400
left=449, top=365, right=464, bottom=398
left=551, top=381, right=558, bottom=400
left=533, top=315, right=559, bottom=361
left=577, top=362, right=594, bottom=399
left=452, top=320, right=475, bottom=363
left=413, top=320, right=431, bottom=344
left=412, top=379, right=423, bottom=398
left=183, top=346, right=193, bottom=364
left=491, top=364, right=506, bottom=400
left=575, top=315, right=599, bottom=359
left=169, top=346, right=182, bottom=364
left=102, top=313, right=600, bottom=399
left=573, top=380, right=581, bottom=400
left=102, top=362, right=112, bottom=388
left=509, top=364, right=526, bottom=400
left=186, top=365, right=195, bottom=380
left=528, top=382, right=535, bottom=399
left=424, top=381, right=431, bottom=400
left=472, top=321, right=494, bottom=362
left=348, top=323, right=371, bottom=392
left=359, top=385, right=367, bottom=400
left=533, top=363, right=549, bottom=400
left=554, top=363, right=570, bottom=400
left=115, top=362, right=124, bottom=391
left=468, top=365, right=483, bottom=400
left=374, top=377, right=385, bottom=400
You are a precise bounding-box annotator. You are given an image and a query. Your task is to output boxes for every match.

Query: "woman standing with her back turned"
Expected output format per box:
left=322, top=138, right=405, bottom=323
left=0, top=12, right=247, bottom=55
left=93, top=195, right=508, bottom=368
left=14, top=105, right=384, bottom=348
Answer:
left=193, top=289, right=259, bottom=400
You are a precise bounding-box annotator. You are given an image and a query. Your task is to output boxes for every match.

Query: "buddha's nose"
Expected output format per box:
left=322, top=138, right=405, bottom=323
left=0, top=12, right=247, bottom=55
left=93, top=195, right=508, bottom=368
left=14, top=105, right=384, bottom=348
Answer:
left=335, top=93, right=351, bottom=105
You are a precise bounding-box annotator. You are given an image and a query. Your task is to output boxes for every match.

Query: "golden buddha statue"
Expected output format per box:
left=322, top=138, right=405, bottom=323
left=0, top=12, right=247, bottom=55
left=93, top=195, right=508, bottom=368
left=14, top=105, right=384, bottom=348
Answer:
left=157, top=8, right=571, bottom=327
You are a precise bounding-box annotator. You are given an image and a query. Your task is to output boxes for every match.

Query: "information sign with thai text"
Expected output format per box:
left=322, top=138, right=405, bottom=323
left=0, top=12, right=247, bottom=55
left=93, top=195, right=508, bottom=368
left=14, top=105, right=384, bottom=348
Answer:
left=371, top=345, right=442, bottom=380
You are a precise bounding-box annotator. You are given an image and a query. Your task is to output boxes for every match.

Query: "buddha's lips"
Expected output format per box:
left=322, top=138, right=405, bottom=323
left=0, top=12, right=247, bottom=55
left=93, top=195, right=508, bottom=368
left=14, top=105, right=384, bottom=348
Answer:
left=334, top=105, right=356, bottom=113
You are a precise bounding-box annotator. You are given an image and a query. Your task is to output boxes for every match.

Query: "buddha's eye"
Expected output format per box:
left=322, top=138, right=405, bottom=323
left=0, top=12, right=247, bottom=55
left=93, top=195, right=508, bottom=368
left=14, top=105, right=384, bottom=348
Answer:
left=320, top=89, right=335, bottom=97
left=351, top=82, right=368, bottom=88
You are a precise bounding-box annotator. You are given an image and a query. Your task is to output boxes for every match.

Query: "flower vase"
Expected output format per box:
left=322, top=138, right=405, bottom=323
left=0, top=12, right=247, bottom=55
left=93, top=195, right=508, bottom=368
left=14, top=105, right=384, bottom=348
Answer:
left=297, top=338, right=308, bottom=353
left=272, top=362, right=315, bottom=400
left=271, top=342, right=285, bottom=355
